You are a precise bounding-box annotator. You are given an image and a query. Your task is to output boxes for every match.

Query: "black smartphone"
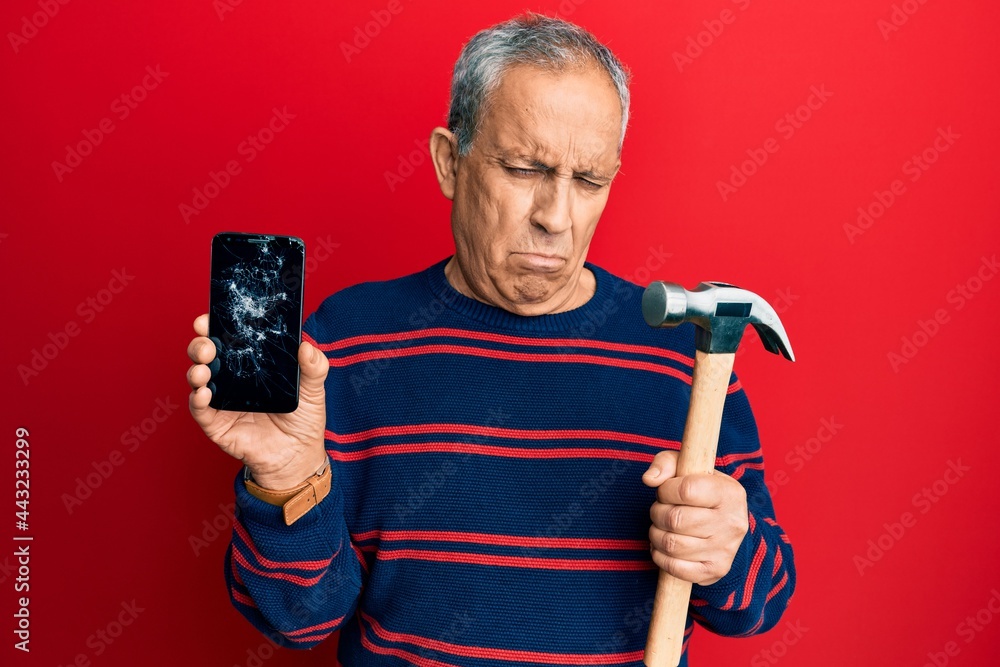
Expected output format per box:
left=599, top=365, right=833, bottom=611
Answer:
left=208, top=232, right=305, bottom=413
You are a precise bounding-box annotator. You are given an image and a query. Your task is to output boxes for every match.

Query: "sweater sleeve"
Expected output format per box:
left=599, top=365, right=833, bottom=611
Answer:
left=222, top=304, right=365, bottom=648
left=223, top=462, right=365, bottom=648
left=686, top=381, right=796, bottom=637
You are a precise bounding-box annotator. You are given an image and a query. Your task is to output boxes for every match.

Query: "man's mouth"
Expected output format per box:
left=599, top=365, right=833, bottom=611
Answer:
left=513, top=252, right=566, bottom=272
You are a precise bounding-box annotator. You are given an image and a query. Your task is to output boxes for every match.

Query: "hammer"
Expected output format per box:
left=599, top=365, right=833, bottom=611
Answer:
left=640, top=281, right=795, bottom=667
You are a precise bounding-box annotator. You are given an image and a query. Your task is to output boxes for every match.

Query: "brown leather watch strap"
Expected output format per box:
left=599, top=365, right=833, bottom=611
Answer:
left=244, top=457, right=332, bottom=526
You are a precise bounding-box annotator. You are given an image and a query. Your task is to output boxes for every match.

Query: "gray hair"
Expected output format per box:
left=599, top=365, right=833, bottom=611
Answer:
left=446, top=13, right=631, bottom=156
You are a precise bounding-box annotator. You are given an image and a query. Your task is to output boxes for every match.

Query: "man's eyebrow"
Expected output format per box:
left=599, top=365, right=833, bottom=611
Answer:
left=574, top=168, right=613, bottom=182
left=498, top=151, right=613, bottom=181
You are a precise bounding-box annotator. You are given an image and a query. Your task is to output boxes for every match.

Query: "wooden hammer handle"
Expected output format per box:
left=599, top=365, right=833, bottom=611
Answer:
left=644, top=350, right=736, bottom=667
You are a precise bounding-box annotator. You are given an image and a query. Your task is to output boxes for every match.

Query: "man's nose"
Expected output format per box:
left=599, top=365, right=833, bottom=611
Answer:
left=530, top=176, right=573, bottom=235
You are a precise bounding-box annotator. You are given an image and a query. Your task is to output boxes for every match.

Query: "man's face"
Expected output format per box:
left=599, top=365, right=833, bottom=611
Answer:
left=433, top=62, right=623, bottom=316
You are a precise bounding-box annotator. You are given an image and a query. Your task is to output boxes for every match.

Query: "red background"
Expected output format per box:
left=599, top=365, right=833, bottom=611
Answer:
left=3, top=0, right=999, bottom=665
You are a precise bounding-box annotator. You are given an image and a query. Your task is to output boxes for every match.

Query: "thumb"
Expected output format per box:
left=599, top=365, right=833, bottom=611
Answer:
left=642, top=450, right=679, bottom=487
left=298, top=340, right=329, bottom=395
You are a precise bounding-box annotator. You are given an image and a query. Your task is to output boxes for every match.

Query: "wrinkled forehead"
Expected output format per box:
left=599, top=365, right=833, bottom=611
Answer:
left=479, top=63, right=622, bottom=169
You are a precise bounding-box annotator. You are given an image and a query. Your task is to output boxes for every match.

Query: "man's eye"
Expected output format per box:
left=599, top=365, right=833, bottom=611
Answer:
left=504, top=166, right=538, bottom=177
left=577, top=177, right=604, bottom=190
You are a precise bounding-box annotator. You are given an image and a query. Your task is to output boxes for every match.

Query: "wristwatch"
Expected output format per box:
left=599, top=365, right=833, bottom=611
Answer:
left=244, top=455, right=332, bottom=526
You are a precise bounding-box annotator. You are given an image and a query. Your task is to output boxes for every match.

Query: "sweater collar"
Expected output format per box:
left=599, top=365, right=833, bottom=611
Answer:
left=424, top=256, right=621, bottom=333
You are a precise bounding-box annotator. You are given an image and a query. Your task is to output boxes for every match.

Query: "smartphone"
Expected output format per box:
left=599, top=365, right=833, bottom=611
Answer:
left=208, top=232, right=305, bottom=413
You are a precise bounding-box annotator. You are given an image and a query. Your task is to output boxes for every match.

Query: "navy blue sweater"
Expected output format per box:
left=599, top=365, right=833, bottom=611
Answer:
left=224, top=257, right=795, bottom=666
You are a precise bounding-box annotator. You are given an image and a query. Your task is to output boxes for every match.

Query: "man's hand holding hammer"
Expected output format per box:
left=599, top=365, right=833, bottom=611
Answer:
left=642, top=451, right=749, bottom=586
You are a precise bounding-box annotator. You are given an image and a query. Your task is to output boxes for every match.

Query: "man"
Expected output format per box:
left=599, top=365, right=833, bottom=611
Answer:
left=186, top=13, right=794, bottom=666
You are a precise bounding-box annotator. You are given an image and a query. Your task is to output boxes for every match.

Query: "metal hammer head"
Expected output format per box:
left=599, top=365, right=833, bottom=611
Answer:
left=642, top=281, right=795, bottom=361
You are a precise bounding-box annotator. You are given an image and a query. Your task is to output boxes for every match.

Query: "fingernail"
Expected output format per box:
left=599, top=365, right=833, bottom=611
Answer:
left=645, top=466, right=660, bottom=479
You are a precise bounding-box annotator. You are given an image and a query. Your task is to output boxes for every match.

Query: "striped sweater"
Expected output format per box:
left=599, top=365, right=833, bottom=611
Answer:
left=224, top=257, right=795, bottom=666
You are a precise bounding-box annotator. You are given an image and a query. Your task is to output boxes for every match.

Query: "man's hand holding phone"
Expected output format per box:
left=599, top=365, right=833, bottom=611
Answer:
left=186, top=313, right=329, bottom=490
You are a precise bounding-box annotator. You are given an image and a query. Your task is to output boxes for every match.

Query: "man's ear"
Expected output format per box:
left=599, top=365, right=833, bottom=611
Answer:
left=430, top=127, right=458, bottom=200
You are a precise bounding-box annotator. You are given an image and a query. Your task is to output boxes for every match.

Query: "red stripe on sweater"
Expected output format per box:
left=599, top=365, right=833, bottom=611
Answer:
left=739, top=538, right=769, bottom=611
left=231, top=549, right=245, bottom=585
left=284, top=616, right=346, bottom=638
left=773, top=547, right=783, bottom=576
left=285, top=630, right=336, bottom=645
left=361, top=610, right=643, bottom=664
left=731, top=461, right=764, bottom=481
left=306, top=327, right=695, bottom=368
left=230, top=586, right=256, bottom=609
left=715, top=449, right=762, bottom=466
left=359, top=621, right=470, bottom=667
left=378, top=548, right=656, bottom=571
left=767, top=571, right=789, bottom=602
left=351, top=529, right=648, bottom=551
left=233, top=520, right=337, bottom=571
left=328, top=423, right=680, bottom=449
left=328, top=343, right=703, bottom=384
left=327, top=425, right=757, bottom=470
left=232, top=546, right=327, bottom=586
left=330, top=442, right=656, bottom=463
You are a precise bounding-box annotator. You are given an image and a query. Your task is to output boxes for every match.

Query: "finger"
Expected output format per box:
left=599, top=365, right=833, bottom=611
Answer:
left=187, top=336, right=216, bottom=364
left=642, top=449, right=679, bottom=487
left=193, top=313, right=209, bottom=337
left=298, top=340, right=329, bottom=399
left=655, top=473, right=725, bottom=508
left=649, top=502, right=717, bottom=538
left=187, top=363, right=211, bottom=390
left=188, top=385, right=218, bottom=429
left=648, top=525, right=712, bottom=561
left=648, top=549, right=719, bottom=585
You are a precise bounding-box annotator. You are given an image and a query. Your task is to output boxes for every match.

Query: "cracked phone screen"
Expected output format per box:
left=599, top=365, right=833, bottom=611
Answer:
left=209, top=233, right=304, bottom=413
